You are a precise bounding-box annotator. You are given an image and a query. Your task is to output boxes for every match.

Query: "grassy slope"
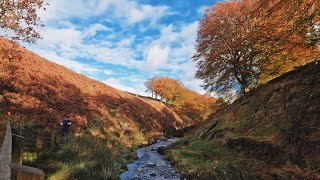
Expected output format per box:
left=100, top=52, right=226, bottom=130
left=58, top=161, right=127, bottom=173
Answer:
left=0, top=38, right=184, bottom=179
left=166, top=61, right=320, bottom=179
left=0, top=38, right=184, bottom=139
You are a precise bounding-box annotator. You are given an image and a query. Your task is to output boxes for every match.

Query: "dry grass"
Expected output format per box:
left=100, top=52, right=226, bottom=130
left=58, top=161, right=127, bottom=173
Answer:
left=0, top=37, right=184, bottom=143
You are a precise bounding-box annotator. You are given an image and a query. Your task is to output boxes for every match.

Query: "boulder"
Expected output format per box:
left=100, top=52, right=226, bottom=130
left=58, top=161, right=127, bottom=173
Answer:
left=157, top=146, right=167, bottom=155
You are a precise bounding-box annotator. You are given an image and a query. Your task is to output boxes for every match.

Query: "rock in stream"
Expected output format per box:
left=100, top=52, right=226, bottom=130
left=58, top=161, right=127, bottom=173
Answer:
left=120, top=138, right=181, bottom=180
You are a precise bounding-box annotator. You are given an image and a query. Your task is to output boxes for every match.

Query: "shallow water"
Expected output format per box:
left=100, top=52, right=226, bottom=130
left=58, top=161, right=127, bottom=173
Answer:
left=120, top=138, right=181, bottom=180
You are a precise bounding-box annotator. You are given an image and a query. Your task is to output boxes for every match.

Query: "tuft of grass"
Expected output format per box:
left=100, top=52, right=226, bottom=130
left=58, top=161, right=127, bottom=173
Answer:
left=132, top=131, right=147, bottom=145
left=87, top=117, right=105, bottom=130
left=22, top=152, right=38, bottom=164
left=108, top=109, right=117, bottom=117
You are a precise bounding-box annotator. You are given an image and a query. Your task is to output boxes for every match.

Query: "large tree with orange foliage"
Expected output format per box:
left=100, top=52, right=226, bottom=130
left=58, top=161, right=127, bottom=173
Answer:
left=0, top=0, right=46, bottom=43
left=194, top=0, right=320, bottom=97
left=194, top=0, right=263, bottom=95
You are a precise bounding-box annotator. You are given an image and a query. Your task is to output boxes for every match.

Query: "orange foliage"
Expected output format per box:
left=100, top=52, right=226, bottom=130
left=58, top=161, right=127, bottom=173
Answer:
left=194, top=0, right=320, bottom=97
left=0, top=0, right=46, bottom=43
left=256, top=0, right=320, bottom=82
left=145, top=76, right=216, bottom=121
left=194, top=0, right=263, bottom=95
left=0, top=38, right=184, bottom=139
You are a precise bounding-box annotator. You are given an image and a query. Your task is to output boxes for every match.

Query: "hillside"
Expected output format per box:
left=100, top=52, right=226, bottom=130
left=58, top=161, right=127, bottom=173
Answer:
left=166, top=61, right=320, bottom=179
left=0, top=37, right=184, bottom=141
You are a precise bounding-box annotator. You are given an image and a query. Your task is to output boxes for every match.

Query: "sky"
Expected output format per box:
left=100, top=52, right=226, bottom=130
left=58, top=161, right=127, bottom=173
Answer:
left=26, top=0, right=218, bottom=96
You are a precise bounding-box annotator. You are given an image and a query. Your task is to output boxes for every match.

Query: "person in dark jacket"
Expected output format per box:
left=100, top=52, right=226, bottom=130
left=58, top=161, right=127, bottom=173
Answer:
left=60, top=115, right=72, bottom=136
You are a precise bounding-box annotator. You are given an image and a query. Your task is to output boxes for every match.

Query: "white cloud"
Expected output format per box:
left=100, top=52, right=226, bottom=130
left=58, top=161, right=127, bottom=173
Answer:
left=35, top=50, right=101, bottom=74
left=84, top=45, right=141, bottom=67
left=83, top=24, right=111, bottom=38
left=135, top=21, right=204, bottom=93
left=102, top=78, right=137, bottom=93
left=41, top=0, right=171, bottom=26
left=38, top=26, right=82, bottom=49
left=116, top=35, right=136, bottom=47
left=142, top=21, right=198, bottom=68
left=31, top=22, right=141, bottom=68
left=103, top=69, right=113, bottom=75
left=28, top=0, right=209, bottom=97
left=144, top=46, right=170, bottom=70
left=127, top=4, right=169, bottom=24
left=105, top=0, right=172, bottom=26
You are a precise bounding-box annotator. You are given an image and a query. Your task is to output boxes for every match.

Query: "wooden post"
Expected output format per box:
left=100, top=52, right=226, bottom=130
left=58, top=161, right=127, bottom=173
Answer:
left=50, top=131, right=55, bottom=150
left=36, top=130, right=40, bottom=158
left=19, top=122, right=23, bottom=165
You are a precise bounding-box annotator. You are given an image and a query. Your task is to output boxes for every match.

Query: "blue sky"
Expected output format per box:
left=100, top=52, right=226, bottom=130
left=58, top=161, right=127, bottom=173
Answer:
left=27, top=0, right=218, bottom=96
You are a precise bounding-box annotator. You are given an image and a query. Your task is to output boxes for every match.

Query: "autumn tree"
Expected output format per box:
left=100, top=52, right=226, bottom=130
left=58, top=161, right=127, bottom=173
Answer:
left=194, top=0, right=263, bottom=95
left=145, top=76, right=182, bottom=102
left=194, top=0, right=320, bottom=97
left=0, top=0, right=46, bottom=43
left=145, top=76, right=216, bottom=121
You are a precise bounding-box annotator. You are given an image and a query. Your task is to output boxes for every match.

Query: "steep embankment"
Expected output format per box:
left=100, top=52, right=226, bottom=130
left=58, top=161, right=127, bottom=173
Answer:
left=0, top=38, right=184, bottom=141
left=167, top=61, right=320, bottom=179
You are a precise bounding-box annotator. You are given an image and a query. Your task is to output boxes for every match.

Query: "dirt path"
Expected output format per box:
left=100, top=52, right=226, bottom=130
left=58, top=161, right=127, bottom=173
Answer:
left=120, top=138, right=181, bottom=180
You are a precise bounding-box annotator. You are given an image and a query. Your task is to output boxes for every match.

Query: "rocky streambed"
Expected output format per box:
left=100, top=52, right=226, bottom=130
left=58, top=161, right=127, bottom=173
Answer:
left=120, top=138, right=181, bottom=180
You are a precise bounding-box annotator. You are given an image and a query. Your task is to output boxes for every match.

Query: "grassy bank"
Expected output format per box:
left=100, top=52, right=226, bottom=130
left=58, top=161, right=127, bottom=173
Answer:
left=165, top=136, right=274, bottom=179
left=166, top=62, right=320, bottom=179
left=33, top=134, right=135, bottom=179
left=19, top=117, right=142, bottom=179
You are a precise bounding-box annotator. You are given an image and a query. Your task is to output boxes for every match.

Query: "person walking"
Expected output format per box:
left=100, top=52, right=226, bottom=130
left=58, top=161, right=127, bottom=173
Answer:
left=60, top=115, right=72, bottom=137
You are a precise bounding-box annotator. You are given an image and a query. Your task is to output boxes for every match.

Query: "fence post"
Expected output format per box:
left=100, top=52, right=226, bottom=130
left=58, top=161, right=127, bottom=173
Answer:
left=50, top=131, right=55, bottom=150
left=36, top=130, right=40, bottom=158
left=19, top=122, right=23, bottom=164
left=0, top=121, right=12, bottom=180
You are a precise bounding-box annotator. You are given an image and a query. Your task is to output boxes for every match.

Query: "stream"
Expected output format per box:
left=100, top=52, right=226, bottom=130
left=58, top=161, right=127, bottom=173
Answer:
left=120, top=137, right=181, bottom=180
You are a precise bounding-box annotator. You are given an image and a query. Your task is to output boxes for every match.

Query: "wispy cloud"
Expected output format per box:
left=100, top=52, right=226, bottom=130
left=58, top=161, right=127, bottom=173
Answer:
left=103, top=70, right=113, bottom=75
left=35, top=50, right=101, bottom=75
left=41, top=0, right=172, bottom=26
left=102, top=78, right=137, bottom=94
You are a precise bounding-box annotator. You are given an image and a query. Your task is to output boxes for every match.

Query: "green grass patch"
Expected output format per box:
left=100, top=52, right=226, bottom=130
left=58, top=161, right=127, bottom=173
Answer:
left=166, top=136, right=266, bottom=178
left=30, top=134, right=135, bottom=180
left=23, top=117, right=137, bottom=180
left=166, top=136, right=234, bottom=176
